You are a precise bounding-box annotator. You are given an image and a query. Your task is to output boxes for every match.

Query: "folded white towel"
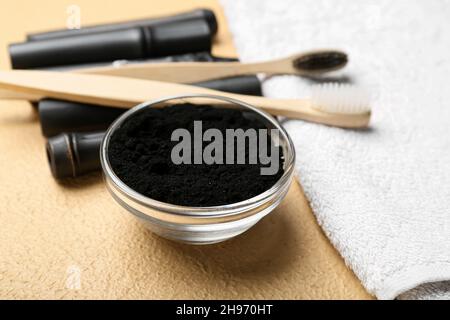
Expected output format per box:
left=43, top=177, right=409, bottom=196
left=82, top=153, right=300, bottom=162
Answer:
left=220, top=0, right=450, bottom=299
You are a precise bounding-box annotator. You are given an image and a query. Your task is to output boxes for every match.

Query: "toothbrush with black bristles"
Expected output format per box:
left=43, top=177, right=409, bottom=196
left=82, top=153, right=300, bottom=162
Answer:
left=73, top=49, right=349, bottom=83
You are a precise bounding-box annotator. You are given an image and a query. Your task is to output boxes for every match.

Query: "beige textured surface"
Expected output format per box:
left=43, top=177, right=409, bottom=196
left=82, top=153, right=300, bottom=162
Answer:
left=0, top=0, right=372, bottom=299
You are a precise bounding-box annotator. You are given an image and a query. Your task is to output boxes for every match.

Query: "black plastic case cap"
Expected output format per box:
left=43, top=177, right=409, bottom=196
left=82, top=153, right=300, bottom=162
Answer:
left=46, top=132, right=105, bottom=179
left=148, top=19, right=213, bottom=57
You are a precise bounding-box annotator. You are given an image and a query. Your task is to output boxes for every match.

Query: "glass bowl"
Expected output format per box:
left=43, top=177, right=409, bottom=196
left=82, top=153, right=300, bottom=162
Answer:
left=100, top=94, right=295, bottom=244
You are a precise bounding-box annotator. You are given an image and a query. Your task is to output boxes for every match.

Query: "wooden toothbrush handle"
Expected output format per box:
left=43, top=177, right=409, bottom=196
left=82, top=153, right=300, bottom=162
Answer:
left=76, top=61, right=287, bottom=83
left=0, top=70, right=368, bottom=128
left=0, top=88, right=40, bottom=100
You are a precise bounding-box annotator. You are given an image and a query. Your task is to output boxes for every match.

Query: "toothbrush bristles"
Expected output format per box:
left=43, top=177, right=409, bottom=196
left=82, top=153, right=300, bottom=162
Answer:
left=311, top=83, right=370, bottom=114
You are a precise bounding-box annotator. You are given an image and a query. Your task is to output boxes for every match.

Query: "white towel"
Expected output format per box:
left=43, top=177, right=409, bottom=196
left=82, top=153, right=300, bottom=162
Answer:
left=220, top=0, right=450, bottom=300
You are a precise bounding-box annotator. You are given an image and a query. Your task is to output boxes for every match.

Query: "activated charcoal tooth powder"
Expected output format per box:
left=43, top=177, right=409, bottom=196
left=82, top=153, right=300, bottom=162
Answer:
left=108, top=104, right=284, bottom=207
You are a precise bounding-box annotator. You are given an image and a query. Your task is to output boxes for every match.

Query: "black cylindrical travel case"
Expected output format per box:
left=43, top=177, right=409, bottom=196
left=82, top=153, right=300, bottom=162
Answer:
left=10, top=19, right=213, bottom=69
left=27, top=8, right=218, bottom=41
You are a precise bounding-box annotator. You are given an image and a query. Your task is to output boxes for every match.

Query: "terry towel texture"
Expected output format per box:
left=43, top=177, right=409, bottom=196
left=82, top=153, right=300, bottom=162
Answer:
left=220, top=0, right=450, bottom=299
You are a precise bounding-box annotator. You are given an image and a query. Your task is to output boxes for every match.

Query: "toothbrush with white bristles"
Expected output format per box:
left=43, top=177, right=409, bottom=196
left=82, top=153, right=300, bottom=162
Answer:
left=0, top=70, right=370, bottom=128
left=311, top=83, right=370, bottom=115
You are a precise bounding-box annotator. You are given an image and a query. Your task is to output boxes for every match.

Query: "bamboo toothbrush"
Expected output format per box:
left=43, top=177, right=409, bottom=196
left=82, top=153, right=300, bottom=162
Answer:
left=0, top=70, right=370, bottom=128
left=74, top=49, right=348, bottom=83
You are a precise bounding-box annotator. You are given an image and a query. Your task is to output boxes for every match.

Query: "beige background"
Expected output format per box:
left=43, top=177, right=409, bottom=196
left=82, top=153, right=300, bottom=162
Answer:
left=0, top=0, right=372, bottom=299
